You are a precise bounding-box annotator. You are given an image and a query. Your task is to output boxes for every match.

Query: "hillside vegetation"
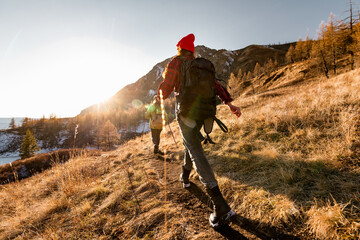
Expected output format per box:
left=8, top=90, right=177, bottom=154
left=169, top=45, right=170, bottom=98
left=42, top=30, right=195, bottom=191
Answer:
left=0, top=58, right=359, bottom=239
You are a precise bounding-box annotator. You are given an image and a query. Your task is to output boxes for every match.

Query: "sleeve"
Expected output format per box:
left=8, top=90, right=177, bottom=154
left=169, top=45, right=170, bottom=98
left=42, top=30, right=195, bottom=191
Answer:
left=145, top=104, right=155, bottom=119
left=215, top=80, right=233, bottom=104
left=158, top=58, right=180, bottom=100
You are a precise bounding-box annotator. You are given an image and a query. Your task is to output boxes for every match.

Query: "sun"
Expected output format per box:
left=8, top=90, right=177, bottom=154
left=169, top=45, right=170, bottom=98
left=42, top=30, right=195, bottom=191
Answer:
left=1, top=37, right=155, bottom=118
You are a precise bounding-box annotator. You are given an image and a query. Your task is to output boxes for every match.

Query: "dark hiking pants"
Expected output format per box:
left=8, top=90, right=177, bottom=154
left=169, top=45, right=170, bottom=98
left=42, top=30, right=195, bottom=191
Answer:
left=151, top=128, right=162, bottom=151
left=178, top=118, right=218, bottom=189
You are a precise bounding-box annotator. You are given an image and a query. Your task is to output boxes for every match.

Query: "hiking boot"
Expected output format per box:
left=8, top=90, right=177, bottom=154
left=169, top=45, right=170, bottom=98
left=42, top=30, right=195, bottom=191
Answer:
left=154, top=148, right=164, bottom=155
left=179, top=166, right=191, bottom=188
left=206, top=186, right=235, bottom=228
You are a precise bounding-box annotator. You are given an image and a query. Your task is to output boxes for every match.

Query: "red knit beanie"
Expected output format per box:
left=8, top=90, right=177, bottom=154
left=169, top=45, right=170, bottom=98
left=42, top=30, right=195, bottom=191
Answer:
left=176, top=33, right=195, bottom=53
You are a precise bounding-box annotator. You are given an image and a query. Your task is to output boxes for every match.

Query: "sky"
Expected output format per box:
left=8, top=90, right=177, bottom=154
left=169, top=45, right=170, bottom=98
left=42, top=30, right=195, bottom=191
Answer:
left=0, top=0, right=355, bottom=118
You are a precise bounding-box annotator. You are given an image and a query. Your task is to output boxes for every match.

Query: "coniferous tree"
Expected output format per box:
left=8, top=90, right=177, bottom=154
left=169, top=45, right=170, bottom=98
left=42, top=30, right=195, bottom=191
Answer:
left=345, top=0, right=356, bottom=69
left=312, top=21, right=330, bottom=78
left=264, top=58, right=278, bottom=75
left=228, top=73, right=237, bottom=93
left=294, top=38, right=305, bottom=61
left=97, top=120, right=118, bottom=150
left=21, top=117, right=30, bottom=129
left=19, top=129, right=40, bottom=159
left=228, top=72, right=241, bottom=97
left=42, top=114, right=62, bottom=148
left=304, top=34, right=313, bottom=59
left=325, top=13, right=341, bottom=74
left=353, top=22, right=360, bottom=53
left=253, top=62, right=263, bottom=88
left=253, top=62, right=262, bottom=77
left=237, top=68, right=243, bottom=79
left=9, top=118, right=16, bottom=129
left=286, top=45, right=295, bottom=63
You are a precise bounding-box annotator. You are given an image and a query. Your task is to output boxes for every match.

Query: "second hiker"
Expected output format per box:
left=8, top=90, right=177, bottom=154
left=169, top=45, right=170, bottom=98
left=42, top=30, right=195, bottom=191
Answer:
left=145, top=95, right=168, bottom=155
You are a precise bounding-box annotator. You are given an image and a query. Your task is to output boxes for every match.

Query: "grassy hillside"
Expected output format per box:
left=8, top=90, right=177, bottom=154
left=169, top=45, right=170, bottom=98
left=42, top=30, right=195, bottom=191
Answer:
left=0, top=62, right=359, bottom=239
left=211, top=66, right=360, bottom=239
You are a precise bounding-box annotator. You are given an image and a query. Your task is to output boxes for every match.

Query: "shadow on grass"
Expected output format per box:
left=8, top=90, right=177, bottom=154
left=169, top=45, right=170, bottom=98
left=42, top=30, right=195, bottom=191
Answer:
left=185, top=182, right=300, bottom=240
left=212, top=153, right=360, bottom=206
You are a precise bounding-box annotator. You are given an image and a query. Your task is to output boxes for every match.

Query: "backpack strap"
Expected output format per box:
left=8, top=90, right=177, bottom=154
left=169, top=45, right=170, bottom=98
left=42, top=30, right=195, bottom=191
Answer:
left=202, top=117, right=229, bottom=144
left=214, top=117, right=228, bottom=133
left=204, top=134, right=216, bottom=144
left=203, top=118, right=215, bottom=144
left=216, top=78, right=232, bottom=89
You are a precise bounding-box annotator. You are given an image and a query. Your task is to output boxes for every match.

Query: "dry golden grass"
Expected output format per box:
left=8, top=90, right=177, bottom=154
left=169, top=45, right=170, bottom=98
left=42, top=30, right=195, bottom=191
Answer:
left=0, top=149, right=100, bottom=184
left=206, top=67, right=360, bottom=239
left=0, top=62, right=359, bottom=239
left=0, top=138, right=191, bottom=239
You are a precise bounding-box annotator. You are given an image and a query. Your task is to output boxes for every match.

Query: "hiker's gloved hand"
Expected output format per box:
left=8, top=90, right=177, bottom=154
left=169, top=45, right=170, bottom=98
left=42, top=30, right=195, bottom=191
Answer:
left=227, top=102, right=241, bottom=118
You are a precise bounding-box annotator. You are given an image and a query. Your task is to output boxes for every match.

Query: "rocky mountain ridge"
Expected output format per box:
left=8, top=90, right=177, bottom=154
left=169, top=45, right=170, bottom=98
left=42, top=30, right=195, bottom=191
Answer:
left=81, top=43, right=290, bottom=114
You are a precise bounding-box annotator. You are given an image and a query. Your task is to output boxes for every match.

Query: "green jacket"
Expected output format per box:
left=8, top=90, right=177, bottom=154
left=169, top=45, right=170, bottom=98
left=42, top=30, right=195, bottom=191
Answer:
left=145, top=104, right=167, bottom=129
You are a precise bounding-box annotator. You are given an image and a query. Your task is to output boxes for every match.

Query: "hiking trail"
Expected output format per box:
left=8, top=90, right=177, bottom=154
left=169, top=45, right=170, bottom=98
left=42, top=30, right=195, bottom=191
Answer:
left=134, top=136, right=300, bottom=240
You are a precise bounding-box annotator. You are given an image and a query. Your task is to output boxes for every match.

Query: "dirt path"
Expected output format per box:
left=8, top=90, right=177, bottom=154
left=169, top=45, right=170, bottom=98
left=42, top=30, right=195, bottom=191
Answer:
left=147, top=152, right=261, bottom=240
left=130, top=130, right=301, bottom=240
left=137, top=145, right=301, bottom=240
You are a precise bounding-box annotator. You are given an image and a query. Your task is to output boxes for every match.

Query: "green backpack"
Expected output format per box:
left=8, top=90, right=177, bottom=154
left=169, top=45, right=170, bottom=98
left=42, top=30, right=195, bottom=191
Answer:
left=176, top=57, right=228, bottom=144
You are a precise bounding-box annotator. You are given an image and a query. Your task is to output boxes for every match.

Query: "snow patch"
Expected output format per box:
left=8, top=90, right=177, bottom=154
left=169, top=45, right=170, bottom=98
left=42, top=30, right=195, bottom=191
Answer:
left=263, top=45, right=276, bottom=50
left=58, top=130, right=67, bottom=145
left=118, top=121, right=150, bottom=134
left=0, top=132, right=17, bottom=152
left=135, top=121, right=150, bottom=133
left=155, top=65, right=164, bottom=80
left=148, top=89, right=156, bottom=97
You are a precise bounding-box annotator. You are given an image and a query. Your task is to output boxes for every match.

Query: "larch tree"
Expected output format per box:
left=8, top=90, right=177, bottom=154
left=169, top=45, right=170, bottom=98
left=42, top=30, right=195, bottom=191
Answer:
left=253, top=62, right=263, bottom=88
left=294, top=38, right=305, bottom=61
left=353, top=23, right=360, bottom=53
left=304, top=34, right=313, bottom=59
left=19, top=129, right=40, bottom=159
left=97, top=120, right=119, bottom=150
left=253, top=62, right=262, bottom=77
left=312, top=21, right=330, bottom=78
left=237, top=68, right=243, bottom=80
left=325, top=13, right=341, bottom=75
left=344, top=0, right=357, bottom=69
left=21, top=117, right=30, bottom=129
left=228, top=72, right=241, bottom=97
left=264, top=58, right=278, bottom=75
left=286, top=44, right=295, bottom=63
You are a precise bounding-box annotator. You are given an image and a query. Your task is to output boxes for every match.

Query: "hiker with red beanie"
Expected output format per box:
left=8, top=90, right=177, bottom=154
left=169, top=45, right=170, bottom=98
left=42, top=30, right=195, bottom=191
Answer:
left=158, top=33, right=241, bottom=228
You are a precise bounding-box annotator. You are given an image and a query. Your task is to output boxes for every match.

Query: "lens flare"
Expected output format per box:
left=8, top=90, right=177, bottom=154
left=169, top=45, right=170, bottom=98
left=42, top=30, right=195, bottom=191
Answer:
left=132, top=99, right=143, bottom=109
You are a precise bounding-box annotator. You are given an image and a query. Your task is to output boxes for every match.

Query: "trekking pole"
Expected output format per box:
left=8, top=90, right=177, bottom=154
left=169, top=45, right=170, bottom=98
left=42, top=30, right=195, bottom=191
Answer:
left=141, top=120, right=146, bottom=140
left=159, top=89, right=168, bottom=238
left=167, top=122, right=177, bottom=147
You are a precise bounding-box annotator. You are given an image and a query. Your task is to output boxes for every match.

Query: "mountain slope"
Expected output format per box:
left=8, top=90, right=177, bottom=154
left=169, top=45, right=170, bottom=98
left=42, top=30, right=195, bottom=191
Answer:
left=81, top=44, right=289, bottom=115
